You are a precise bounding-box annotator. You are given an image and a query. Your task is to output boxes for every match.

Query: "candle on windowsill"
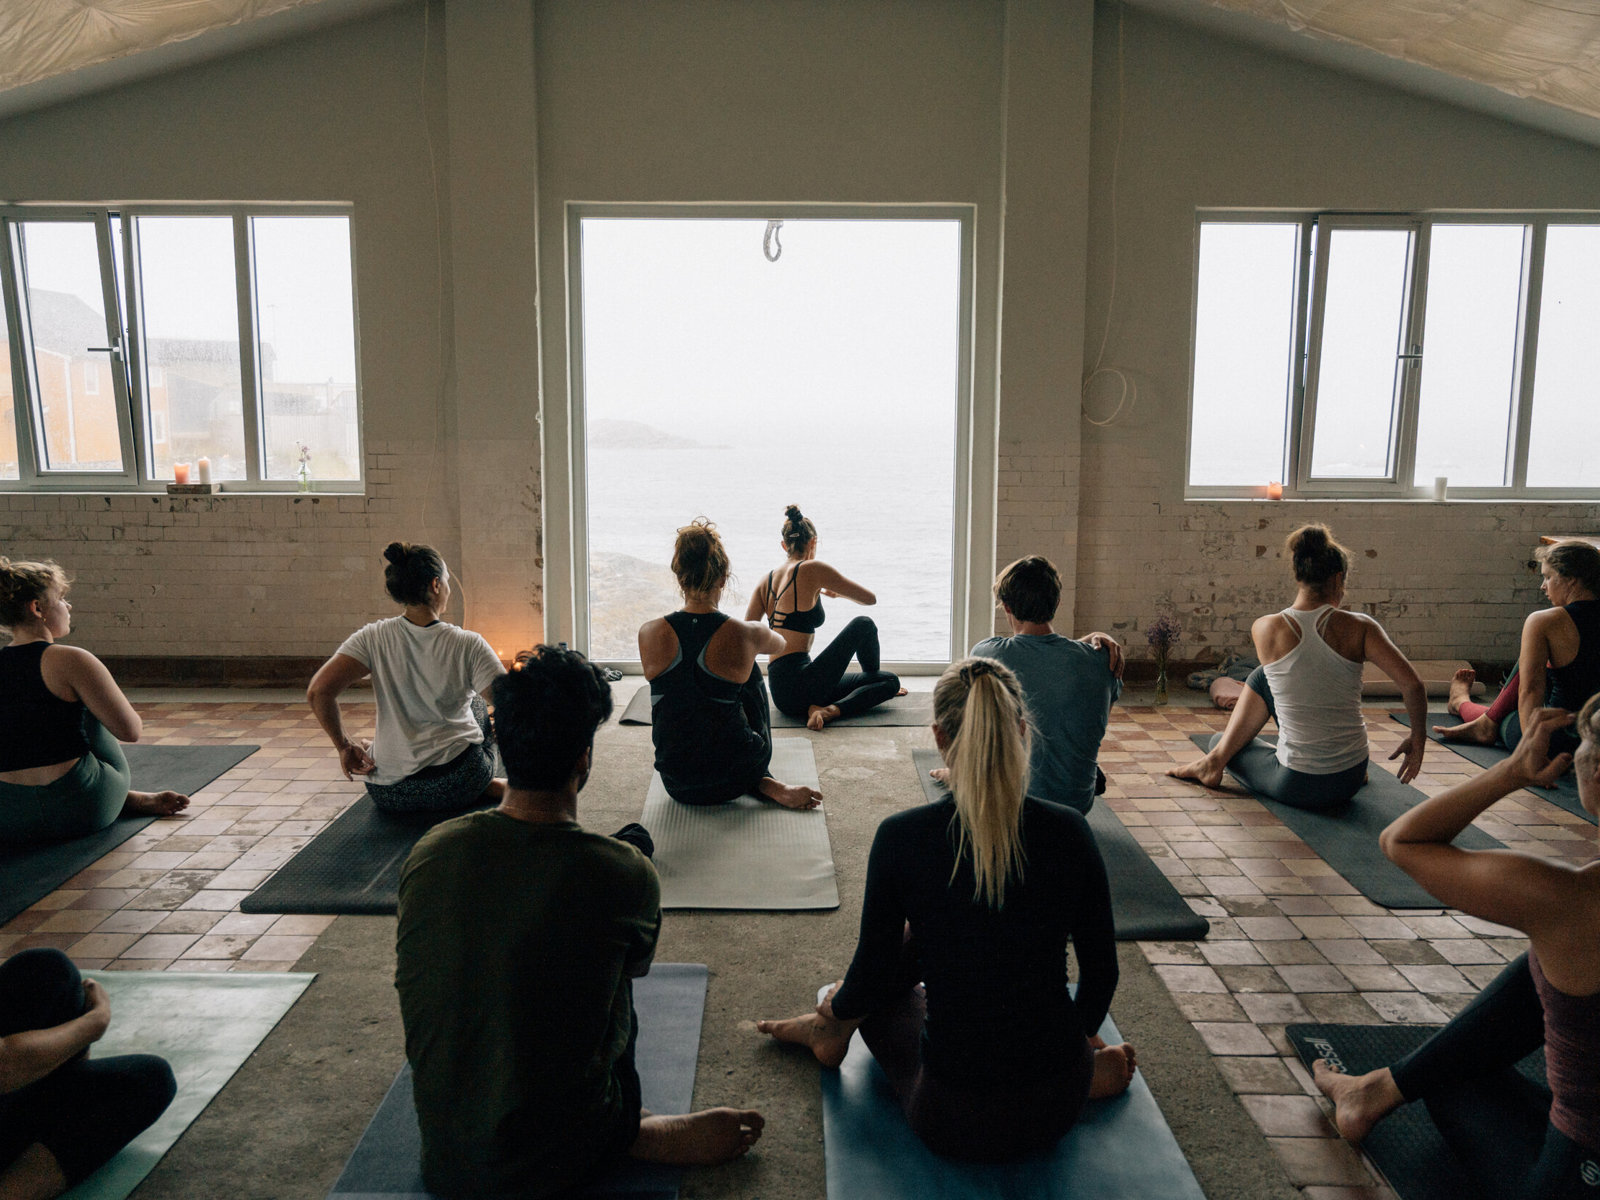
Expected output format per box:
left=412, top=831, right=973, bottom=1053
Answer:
left=197, top=457, right=212, bottom=484
left=172, top=463, right=191, bottom=485
left=1267, top=481, right=1283, bottom=500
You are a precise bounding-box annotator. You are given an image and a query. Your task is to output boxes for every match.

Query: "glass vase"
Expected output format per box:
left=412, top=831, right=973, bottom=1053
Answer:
left=1154, top=656, right=1169, bottom=706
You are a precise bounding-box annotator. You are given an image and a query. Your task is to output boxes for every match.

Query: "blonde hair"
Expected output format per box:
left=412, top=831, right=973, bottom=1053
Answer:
left=1578, top=691, right=1600, bottom=751
left=0, top=557, right=70, bottom=628
left=671, top=518, right=731, bottom=598
left=932, top=657, right=1030, bottom=908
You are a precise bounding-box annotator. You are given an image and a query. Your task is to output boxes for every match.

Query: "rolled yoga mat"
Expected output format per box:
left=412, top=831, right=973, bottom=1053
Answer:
left=1287, top=1022, right=1547, bottom=1200
left=0, top=743, right=259, bottom=925
left=1392, top=712, right=1590, bottom=825
left=619, top=684, right=653, bottom=725
left=327, top=963, right=709, bottom=1200
left=1188, top=733, right=1505, bottom=908
left=823, top=1006, right=1205, bottom=1200
left=643, top=738, right=839, bottom=910
left=66, top=970, right=314, bottom=1200
left=620, top=684, right=933, bottom=728
left=911, top=749, right=1209, bottom=942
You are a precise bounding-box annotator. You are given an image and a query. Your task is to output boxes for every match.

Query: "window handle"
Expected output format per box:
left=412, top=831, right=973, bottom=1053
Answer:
left=86, top=340, right=123, bottom=361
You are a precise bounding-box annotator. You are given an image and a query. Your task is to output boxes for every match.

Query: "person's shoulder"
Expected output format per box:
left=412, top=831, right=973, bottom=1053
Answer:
left=971, top=636, right=1007, bottom=658
left=877, top=797, right=952, bottom=840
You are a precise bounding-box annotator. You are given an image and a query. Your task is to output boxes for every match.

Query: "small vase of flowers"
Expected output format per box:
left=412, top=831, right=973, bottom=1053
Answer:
left=1145, top=613, right=1181, bottom=706
left=296, top=442, right=312, bottom=492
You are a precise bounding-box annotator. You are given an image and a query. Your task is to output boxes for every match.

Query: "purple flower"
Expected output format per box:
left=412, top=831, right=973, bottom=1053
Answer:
left=1145, top=613, right=1181, bottom=652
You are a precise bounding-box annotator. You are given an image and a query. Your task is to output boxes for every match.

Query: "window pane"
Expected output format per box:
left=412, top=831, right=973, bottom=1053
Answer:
left=252, top=216, right=360, bottom=481
left=1188, top=223, right=1298, bottom=486
left=135, top=216, right=247, bottom=481
left=1309, top=227, right=1413, bottom=478
left=1527, top=225, right=1600, bottom=488
left=1412, top=225, right=1526, bottom=488
left=17, top=221, right=124, bottom=473
left=0, top=285, right=18, bottom=479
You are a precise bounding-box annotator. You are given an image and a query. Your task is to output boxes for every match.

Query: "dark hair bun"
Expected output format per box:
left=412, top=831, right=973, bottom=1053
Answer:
left=1289, top=525, right=1328, bottom=558
left=785, top=504, right=804, bottom=523
left=383, top=542, right=408, bottom=565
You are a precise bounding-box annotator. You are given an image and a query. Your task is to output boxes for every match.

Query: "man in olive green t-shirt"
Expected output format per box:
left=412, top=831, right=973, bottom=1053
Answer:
left=395, top=646, right=763, bottom=1199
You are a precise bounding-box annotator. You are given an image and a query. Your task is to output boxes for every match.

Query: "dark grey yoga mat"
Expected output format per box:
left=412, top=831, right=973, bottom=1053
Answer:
left=1393, top=712, right=1591, bottom=825
left=1287, top=1022, right=1547, bottom=1200
left=619, top=683, right=933, bottom=727
left=327, top=963, right=708, bottom=1200
left=1188, top=733, right=1504, bottom=908
left=911, top=749, right=1209, bottom=941
left=0, top=743, right=258, bottom=925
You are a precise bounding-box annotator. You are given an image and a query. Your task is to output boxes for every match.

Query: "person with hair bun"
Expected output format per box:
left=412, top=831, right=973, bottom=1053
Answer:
left=0, top=558, right=188, bottom=844
left=1169, top=523, right=1428, bottom=811
left=640, top=519, right=822, bottom=809
left=758, top=657, right=1133, bottom=1162
left=307, top=542, right=506, bottom=813
left=1435, top=539, right=1600, bottom=761
left=748, top=504, right=903, bottom=731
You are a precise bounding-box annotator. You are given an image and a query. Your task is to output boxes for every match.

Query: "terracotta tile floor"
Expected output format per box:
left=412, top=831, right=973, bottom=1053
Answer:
left=2, top=697, right=1591, bottom=1198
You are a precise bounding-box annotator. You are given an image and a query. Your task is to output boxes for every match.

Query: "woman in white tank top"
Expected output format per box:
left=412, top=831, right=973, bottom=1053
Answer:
left=1168, top=525, right=1428, bottom=811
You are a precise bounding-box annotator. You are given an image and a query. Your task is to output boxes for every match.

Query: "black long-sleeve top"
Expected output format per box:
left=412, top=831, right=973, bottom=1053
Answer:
left=831, top=795, right=1118, bottom=1088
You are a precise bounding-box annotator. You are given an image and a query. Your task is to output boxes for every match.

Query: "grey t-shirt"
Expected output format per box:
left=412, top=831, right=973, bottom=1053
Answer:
left=971, top=634, right=1120, bottom=812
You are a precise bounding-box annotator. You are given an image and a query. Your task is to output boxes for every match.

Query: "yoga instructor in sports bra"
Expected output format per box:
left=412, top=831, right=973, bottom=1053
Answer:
left=1168, top=524, right=1428, bottom=811
left=749, top=505, right=904, bottom=731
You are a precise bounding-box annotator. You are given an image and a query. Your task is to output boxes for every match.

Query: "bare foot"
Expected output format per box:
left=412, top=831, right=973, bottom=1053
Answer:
left=806, top=704, right=841, bottom=732
left=1088, top=1042, right=1137, bottom=1098
left=122, top=790, right=189, bottom=817
left=1312, top=1060, right=1403, bottom=1144
left=1435, top=712, right=1497, bottom=745
left=628, top=1108, right=764, bottom=1165
left=1167, top=755, right=1225, bottom=788
left=897, top=687, right=908, bottom=697
left=928, top=766, right=950, bottom=786
left=759, top=777, right=822, bottom=810
left=1445, top=667, right=1477, bottom=716
left=756, top=1011, right=855, bottom=1069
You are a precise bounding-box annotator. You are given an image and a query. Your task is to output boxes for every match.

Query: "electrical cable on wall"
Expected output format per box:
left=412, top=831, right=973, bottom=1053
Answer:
left=1084, top=2, right=1135, bottom=428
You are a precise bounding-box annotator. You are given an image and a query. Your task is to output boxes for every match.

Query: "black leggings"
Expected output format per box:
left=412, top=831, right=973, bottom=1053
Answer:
left=664, top=669, right=775, bottom=807
left=1391, top=953, right=1600, bottom=1199
left=0, top=949, right=176, bottom=1186
left=767, top=616, right=901, bottom=720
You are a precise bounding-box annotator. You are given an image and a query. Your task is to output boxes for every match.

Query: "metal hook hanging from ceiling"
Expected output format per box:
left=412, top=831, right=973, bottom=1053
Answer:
left=763, top=219, right=784, bottom=262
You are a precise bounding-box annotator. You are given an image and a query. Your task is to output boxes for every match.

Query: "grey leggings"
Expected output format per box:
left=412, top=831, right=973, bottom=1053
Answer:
left=364, top=696, right=496, bottom=814
left=0, top=718, right=131, bottom=844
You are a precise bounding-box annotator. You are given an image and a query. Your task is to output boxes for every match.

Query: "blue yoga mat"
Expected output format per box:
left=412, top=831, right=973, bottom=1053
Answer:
left=823, top=1006, right=1204, bottom=1200
left=1393, top=712, right=1591, bottom=825
left=328, top=964, right=708, bottom=1200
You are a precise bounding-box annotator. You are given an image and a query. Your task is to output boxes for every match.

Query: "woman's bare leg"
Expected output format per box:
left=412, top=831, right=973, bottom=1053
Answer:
left=1168, top=685, right=1271, bottom=788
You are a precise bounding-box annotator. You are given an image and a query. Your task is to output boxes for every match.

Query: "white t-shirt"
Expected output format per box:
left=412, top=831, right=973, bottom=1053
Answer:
left=335, top=617, right=505, bottom=785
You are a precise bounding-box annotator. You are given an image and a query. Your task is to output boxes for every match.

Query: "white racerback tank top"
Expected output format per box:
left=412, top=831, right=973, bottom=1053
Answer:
left=1261, top=606, right=1369, bottom=774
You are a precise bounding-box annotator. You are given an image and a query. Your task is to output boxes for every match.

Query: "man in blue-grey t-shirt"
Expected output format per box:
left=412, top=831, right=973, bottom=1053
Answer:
left=970, top=556, right=1124, bottom=813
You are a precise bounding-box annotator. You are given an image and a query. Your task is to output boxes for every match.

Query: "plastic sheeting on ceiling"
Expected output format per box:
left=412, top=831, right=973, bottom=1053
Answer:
left=0, top=0, right=324, bottom=93
left=1197, top=0, right=1600, bottom=121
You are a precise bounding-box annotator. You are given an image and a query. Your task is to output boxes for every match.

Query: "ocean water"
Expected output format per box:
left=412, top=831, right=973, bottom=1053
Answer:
left=586, top=440, right=955, bottom=662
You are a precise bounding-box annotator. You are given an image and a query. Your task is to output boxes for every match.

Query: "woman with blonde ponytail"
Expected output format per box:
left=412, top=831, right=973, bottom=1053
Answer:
left=758, top=658, right=1132, bottom=1161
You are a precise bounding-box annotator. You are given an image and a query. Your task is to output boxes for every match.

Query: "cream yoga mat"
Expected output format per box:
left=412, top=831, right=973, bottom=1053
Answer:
left=641, top=737, right=839, bottom=910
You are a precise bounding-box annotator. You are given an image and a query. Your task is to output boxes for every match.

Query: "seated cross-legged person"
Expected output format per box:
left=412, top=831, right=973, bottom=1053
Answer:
left=307, top=542, right=505, bottom=813
left=1313, top=697, right=1600, bottom=1200
left=395, top=646, right=763, bottom=1199
left=640, top=518, right=822, bottom=810
left=1169, top=524, right=1428, bottom=811
left=758, top=658, right=1135, bottom=1162
left=0, top=948, right=176, bottom=1200
left=0, top=558, right=188, bottom=844
left=965, top=555, right=1124, bottom=813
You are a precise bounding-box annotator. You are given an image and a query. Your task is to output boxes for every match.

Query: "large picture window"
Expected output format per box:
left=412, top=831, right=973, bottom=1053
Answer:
left=0, top=206, right=361, bottom=490
left=1187, top=213, right=1599, bottom=499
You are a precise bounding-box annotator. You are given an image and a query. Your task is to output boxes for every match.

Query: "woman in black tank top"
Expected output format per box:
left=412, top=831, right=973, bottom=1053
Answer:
left=638, top=520, right=822, bottom=810
left=748, top=505, right=904, bottom=731
left=0, top=558, right=188, bottom=844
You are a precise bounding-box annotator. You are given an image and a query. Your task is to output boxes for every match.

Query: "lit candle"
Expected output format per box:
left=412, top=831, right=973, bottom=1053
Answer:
left=1267, top=481, right=1283, bottom=500
left=197, top=457, right=212, bottom=484
left=172, top=463, right=191, bottom=485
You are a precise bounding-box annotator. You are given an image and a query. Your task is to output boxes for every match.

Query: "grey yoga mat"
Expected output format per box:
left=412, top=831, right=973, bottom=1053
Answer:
left=0, top=742, right=258, bottom=925
left=823, top=1007, right=1205, bottom=1200
left=910, top=749, right=1209, bottom=942
left=620, top=684, right=933, bottom=728
left=1287, top=1021, right=1547, bottom=1200
left=619, top=685, right=653, bottom=724
left=1393, top=712, right=1591, bottom=825
left=327, top=964, right=708, bottom=1200
left=1188, top=733, right=1504, bottom=908
left=643, top=737, right=839, bottom=910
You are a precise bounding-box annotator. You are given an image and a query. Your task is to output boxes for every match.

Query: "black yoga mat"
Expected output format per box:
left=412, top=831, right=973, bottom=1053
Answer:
left=240, top=795, right=491, bottom=915
left=1393, top=712, right=1591, bottom=825
left=328, top=963, right=708, bottom=1200
left=1188, top=734, right=1504, bottom=908
left=912, top=749, right=1209, bottom=941
left=1287, top=1022, right=1547, bottom=1200
left=0, top=743, right=259, bottom=925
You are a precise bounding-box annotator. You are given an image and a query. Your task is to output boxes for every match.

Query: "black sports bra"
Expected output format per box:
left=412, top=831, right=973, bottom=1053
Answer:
left=767, top=567, right=825, bottom=635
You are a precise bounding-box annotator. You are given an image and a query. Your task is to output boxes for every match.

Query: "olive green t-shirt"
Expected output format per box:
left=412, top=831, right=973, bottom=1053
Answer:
left=395, top=810, right=661, bottom=1198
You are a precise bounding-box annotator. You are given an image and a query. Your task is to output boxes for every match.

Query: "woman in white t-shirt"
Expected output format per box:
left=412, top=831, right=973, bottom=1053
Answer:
left=308, top=542, right=506, bottom=813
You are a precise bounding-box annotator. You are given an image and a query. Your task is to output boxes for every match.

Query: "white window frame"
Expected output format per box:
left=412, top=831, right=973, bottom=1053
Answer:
left=0, top=202, right=363, bottom=493
left=564, top=202, right=978, bottom=673
left=1185, top=209, right=1600, bottom=502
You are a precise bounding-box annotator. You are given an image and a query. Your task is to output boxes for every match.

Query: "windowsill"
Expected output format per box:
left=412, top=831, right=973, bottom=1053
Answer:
left=1184, top=493, right=1600, bottom=505
left=0, top=487, right=367, bottom=498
